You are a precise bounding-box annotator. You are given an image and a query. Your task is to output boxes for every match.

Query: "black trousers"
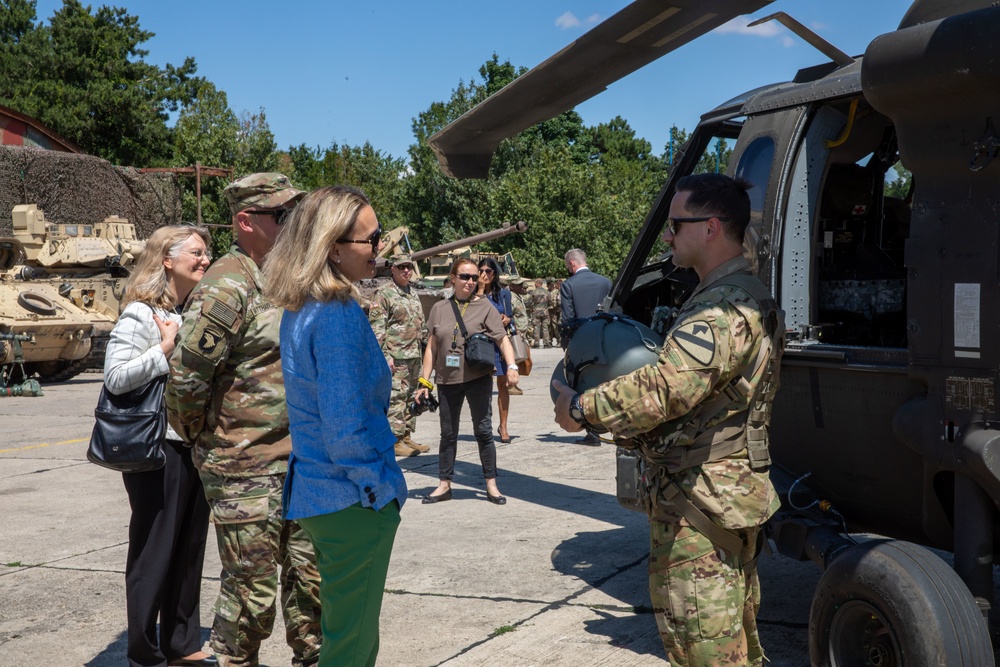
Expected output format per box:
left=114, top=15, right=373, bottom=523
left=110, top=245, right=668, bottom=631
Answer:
left=437, top=373, right=498, bottom=480
left=122, top=439, right=211, bottom=667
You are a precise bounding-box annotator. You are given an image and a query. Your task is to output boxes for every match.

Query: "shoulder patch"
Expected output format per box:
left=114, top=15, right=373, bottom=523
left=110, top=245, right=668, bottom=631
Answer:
left=202, top=296, right=242, bottom=334
left=672, top=320, right=716, bottom=366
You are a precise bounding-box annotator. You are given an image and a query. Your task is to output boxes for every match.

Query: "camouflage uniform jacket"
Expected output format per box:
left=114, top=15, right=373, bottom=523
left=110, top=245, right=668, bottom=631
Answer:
left=511, top=292, right=529, bottom=335
left=548, top=288, right=561, bottom=315
left=167, top=244, right=289, bottom=478
left=580, top=256, right=780, bottom=530
left=528, top=287, right=550, bottom=314
left=368, top=281, right=427, bottom=360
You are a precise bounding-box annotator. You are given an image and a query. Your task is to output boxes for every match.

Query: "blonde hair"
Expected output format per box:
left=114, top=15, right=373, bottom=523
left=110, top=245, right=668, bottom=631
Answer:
left=264, top=185, right=371, bottom=311
left=449, top=257, right=478, bottom=277
left=123, top=225, right=211, bottom=309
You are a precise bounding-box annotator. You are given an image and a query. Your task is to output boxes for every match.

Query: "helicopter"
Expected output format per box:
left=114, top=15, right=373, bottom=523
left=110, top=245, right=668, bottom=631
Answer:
left=428, top=0, right=1000, bottom=663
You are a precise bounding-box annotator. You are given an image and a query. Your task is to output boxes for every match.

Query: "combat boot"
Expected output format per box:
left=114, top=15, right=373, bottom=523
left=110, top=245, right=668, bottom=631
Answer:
left=394, top=439, right=419, bottom=457
left=403, top=435, right=430, bottom=453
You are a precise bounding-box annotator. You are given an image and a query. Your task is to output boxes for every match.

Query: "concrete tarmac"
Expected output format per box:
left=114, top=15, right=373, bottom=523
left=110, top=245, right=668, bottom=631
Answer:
left=0, top=347, right=827, bottom=666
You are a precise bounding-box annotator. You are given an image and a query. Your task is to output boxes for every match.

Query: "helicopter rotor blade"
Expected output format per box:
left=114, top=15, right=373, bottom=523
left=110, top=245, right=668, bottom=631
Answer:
left=430, top=0, right=776, bottom=179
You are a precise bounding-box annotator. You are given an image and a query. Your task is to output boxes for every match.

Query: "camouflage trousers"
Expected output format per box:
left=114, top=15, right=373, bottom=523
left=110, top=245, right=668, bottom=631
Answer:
left=548, top=310, right=561, bottom=343
left=388, top=357, right=421, bottom=439
left=200, top=473, right=322, bottom=667
left=531, top=313, right=549, bottom=346
left=648, top=521, right=764, bottom=667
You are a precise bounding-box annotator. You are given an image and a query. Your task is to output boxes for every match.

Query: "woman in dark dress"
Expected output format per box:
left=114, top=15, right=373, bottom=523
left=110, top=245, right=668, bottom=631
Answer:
left=476, top=257, right=515, bottom=444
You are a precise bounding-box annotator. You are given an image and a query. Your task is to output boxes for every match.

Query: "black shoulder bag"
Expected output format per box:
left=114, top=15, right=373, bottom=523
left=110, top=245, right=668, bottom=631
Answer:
left=87, top=304, right=167, bottom=473
left=450, top=299, right=496, bottom=374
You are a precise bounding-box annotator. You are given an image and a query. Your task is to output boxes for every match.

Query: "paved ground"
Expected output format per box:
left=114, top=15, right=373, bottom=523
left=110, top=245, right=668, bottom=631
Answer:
left=2, top=347, right=832, bottom=666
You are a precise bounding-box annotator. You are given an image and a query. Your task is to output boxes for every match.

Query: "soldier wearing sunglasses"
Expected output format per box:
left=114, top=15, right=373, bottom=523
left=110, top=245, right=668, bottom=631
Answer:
left=167, top=172, right=323, bottom=667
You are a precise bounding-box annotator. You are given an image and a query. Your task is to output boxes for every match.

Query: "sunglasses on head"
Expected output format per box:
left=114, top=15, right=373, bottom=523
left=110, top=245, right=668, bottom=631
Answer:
left=336, top=225, right=383, bottom=253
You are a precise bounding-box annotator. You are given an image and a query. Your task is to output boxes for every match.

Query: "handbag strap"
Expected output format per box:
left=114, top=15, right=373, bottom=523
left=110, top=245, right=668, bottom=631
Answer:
left=449, top=298, right=471, bottom=338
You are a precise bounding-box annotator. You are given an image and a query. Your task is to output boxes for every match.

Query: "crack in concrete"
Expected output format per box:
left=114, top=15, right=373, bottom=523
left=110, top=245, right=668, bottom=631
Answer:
left=427, top=552, right=650, bottom=665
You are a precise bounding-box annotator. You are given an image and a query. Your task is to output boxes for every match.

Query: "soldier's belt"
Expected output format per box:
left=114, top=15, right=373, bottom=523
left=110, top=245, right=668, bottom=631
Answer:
left=652, top=476, right=744, bottom=558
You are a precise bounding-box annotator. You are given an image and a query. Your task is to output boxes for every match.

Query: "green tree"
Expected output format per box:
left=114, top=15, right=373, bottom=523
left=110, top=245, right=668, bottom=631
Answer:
left=885, top=163, right=912, bottom=199
left=285, top=141, right=406, bottom=230
left=0, top=0, right=201, bottom=166
left=172, top=82, right=277, bottom=252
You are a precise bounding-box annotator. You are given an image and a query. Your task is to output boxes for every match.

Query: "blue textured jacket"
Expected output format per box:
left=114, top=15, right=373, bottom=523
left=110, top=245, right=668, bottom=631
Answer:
left=280, top=298, right=407, bottom=520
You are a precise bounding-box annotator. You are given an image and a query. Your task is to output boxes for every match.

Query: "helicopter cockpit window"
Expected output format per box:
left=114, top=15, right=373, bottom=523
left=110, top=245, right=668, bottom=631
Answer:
left=734, top=137, right=774, bottom=213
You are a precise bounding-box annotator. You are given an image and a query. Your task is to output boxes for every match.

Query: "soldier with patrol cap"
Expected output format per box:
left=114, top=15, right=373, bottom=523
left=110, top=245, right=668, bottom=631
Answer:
left=368, top=252, right=431, bottom=456
left=528, top=278, right=550, bottom=348
left=167, top=173, right=322, bottom=667
left=553, top=173, right=783, bottom=666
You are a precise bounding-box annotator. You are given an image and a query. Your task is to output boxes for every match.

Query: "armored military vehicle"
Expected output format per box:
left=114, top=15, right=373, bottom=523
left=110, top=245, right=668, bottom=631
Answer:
left=430, top=0, right=1000, bottom=662
left=0, top=204, right=144, bottom=382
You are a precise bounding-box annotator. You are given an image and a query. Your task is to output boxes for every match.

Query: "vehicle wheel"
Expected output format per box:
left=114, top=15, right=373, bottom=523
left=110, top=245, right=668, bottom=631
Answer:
left=809, top=539, right=994, bottom=667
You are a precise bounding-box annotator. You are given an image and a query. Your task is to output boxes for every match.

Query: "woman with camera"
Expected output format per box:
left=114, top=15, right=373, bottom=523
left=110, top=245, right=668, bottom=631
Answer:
left=263, top=185, right=406, bottom=667
left=416, top=257, right=519, bottom=505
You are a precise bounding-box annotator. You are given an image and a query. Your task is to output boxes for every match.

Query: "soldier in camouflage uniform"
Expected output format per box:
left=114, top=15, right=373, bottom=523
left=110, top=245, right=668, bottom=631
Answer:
left=548, top=279, right=561, bottom=347
left=553, top=174, right=783, bottom=667
left=529, top=279, right=551, bottom=348
left=506, top=277, right=530, bottom=395
left=368, top=253, right=430, bottom=457
left=166, top=173, right=322, bottom=667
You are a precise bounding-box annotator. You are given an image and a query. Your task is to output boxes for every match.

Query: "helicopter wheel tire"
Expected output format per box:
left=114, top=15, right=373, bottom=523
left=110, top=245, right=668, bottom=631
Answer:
left=808, top=539, right=994, bottom=667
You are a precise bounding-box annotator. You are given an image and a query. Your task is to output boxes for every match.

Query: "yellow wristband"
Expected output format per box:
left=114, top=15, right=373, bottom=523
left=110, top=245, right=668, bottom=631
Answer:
left=418, top=377, right=434, bottom=391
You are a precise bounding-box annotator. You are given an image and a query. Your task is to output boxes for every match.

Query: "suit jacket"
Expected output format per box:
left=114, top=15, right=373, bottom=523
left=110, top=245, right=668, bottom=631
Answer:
left=560, top=267, right=612, bottom=329
left=104, top=300, right=182, bottom=441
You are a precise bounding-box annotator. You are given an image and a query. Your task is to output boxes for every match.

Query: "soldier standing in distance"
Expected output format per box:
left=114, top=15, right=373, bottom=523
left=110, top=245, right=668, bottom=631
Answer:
left=553, top=174, right=783, bottom=666
left=548, top=279, right=562, bottom=347
left=368, top=253, right=430, bottom=457
left=506, top=277, right=530, bottom=395
left=529, top=278, right=550, bottom=348
left=166, top=173, right=322, bottom=667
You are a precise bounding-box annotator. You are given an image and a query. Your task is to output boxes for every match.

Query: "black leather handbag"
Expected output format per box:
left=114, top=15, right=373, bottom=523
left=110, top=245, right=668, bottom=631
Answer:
left=87, top=372, right=167, bottom=473
left=450, top=299, right=496, bottom=374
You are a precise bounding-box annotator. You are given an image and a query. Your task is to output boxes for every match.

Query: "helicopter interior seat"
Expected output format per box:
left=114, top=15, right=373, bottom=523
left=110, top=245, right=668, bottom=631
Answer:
left=814, top=163, right=908, bottom=347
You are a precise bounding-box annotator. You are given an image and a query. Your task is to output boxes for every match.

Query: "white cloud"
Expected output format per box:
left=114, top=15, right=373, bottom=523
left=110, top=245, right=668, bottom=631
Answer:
left=714, top=16, right=794, bottom=46
left=584, top=13, right=601, bottom=26
left=556, top=11, right=580, bottom=29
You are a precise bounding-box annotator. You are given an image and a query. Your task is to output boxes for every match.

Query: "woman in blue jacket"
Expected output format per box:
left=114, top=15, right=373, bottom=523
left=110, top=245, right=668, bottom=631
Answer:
left=263, top=185, right=405, bottom=667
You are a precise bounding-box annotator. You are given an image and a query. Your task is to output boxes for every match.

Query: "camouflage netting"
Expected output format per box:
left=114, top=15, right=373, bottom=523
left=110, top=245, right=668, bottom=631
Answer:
left=0, top=145, right=181, bottom=240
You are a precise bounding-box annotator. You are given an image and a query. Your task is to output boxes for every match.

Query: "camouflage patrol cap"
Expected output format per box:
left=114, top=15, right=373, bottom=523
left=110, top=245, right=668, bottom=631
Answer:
left=389, top=253, right=413, bottom=267
left=224, top=172, right=305, bottom=215
left=546, top=277, right=555, bottom=285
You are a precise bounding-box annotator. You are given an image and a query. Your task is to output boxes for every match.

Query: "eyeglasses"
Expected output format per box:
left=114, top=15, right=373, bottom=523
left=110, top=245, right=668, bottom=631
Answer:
left=251, top=209, right=291, bottom=226
left=185, top=249, right=212, bottom=261
left=336, top=225, right=383, bottom=253
left=394, top=264, right=414, bottom=272
left=479, top=267, right=494, bottom=275
left=455, top=273, right=479, bottom=282
left=666, top=216, right=730, bottom=236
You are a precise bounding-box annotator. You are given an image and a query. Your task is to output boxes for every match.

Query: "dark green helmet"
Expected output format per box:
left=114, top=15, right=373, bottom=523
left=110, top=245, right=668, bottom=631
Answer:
left=550, top=313, right=663, bottom=403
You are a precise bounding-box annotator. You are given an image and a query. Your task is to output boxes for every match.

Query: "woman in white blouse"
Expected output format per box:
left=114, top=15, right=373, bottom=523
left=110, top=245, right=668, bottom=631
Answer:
left=103, top=224, right=216, bottom=667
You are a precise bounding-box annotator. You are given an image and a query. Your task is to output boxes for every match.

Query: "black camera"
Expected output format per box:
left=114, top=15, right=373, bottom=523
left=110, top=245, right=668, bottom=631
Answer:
left=409, top=392, right=439, bottom=416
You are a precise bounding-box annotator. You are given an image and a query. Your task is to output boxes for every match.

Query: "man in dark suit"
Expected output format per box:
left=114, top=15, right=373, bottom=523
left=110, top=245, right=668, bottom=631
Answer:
left=559, top=248, right=612, bottom=445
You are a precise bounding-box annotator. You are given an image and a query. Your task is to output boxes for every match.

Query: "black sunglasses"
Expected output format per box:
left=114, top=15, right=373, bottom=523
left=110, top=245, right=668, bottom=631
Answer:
left=455, top=272, right=479, bottom=282
left=336, top=225, right=383, bottom=252
left=252, top=209, right=291, bottom=226
left=666, top=215, right=731, bottom=235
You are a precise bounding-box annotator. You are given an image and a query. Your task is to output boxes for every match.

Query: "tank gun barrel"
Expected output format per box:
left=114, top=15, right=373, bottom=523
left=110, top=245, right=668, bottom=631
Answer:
left=410, top=221, right=527, bottom=262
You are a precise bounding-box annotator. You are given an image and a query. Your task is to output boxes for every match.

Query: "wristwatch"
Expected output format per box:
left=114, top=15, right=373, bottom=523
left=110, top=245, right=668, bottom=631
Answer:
left=569, top=393, right=588, bottom=426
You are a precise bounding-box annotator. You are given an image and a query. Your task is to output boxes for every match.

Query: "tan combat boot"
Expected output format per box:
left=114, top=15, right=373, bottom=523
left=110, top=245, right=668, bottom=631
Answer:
left=403, top=435, right=430, bottom=453
left=394, top=439, right=419, bottom=457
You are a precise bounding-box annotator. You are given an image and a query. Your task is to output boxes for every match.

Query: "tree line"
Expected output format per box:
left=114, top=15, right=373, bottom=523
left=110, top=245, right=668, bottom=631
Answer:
left=0, top=1, right=731, bottom=278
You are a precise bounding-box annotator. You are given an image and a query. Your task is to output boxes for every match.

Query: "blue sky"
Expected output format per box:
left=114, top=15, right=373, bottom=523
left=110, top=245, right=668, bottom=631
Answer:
left=35, top=1, right=910, bottom=162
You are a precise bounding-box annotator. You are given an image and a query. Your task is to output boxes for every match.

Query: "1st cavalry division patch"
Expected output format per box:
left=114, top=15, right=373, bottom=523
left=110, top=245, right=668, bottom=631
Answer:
left=672, top=321, right=716, bottom=365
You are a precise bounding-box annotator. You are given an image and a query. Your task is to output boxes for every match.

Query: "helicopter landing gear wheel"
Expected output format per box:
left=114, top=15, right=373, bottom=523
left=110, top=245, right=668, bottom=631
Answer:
left=809, top=539, right=994, bottom=667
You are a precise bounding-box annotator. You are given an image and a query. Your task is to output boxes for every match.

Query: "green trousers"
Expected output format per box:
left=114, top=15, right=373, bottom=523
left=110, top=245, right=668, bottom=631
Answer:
left=299, top=501, right=401, bottom=667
